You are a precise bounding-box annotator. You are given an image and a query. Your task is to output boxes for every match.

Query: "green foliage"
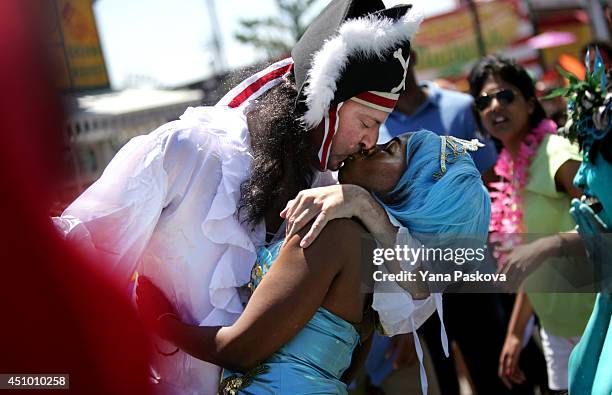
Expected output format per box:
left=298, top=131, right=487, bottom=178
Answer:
left=551, top=65, right=610, bottom=145
left=234, top=0, right=321, bottom=58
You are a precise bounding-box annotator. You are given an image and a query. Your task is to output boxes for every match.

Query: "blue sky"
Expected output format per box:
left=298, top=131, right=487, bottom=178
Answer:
left=94, top=0, right=456, bottom=89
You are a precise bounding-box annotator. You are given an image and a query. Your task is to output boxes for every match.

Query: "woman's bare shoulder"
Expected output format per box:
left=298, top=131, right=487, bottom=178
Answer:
left=302, top=218, right=369, bottom=248
left=280, top=218, right=374, bottom=267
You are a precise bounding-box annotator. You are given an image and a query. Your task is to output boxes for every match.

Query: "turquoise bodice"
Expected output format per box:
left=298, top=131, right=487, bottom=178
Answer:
left=220, top=241, right=359, bottom=394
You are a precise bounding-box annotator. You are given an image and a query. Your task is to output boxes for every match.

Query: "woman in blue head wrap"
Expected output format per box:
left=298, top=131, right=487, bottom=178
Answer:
left=137, top=130, right=490, bottom=395
left=340, top=130, right=490, bottom=237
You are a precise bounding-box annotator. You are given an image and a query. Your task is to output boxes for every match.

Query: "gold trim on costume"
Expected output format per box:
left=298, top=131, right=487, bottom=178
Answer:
left=433, top=136, right=484, bottom=179
left=218, top=365, right=270, bottom=395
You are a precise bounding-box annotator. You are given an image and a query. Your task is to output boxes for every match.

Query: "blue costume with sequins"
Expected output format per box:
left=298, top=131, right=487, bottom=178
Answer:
left=219, top=241, right=360, bottom=394
left=555, top=46, right=612, bottom=395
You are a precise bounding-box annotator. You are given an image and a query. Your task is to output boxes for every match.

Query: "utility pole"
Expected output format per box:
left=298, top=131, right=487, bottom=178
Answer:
left=584, top=0, right=611, bottom=41
left=466, top=0, right=486, bottom=57
left=524, top=0, right=547, bottom=71
left=204, top=0, right=227, bottom=75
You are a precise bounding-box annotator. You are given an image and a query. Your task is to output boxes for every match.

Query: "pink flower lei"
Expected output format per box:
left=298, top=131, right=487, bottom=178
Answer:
left=489, top=119, right=557, bottom=263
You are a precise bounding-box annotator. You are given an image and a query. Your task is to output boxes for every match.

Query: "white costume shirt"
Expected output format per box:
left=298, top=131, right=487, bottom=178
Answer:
left=54, top=105, right=439, bottom=394
left=55, top=106, right=259, bottom=395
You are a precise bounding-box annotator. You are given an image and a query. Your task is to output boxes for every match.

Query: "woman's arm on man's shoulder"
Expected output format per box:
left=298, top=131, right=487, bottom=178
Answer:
left=282, top=184, right=398, bottom=247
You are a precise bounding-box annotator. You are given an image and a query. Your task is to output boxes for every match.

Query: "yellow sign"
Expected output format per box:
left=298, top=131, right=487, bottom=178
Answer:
left=50, top=0, right=109, bottom=91
left=413, top=0, right=530, bottom=78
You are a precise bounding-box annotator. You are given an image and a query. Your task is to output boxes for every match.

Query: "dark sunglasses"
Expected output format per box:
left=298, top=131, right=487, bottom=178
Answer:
left=475, top=89, right=516, bottom=111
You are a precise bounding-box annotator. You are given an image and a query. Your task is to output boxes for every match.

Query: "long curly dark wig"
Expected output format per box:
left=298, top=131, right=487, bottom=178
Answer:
left=238, top=75, right=316, bottom=228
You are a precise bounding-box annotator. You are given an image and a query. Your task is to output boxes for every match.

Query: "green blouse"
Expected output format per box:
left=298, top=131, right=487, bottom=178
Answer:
left=522, top=134, right=595, bottom=338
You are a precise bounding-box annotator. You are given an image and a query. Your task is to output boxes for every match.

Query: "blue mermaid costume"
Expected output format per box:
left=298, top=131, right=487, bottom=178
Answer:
left=218, top=241, right=360, bottom=394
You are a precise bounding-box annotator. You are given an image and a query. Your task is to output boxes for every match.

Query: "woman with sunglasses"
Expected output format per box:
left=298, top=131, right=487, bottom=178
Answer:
left=468, top=55, right=595, bottom=394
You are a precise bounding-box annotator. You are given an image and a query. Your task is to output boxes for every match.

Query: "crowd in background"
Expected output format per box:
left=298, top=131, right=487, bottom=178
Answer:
left=356, top=41, right=612, bottom=395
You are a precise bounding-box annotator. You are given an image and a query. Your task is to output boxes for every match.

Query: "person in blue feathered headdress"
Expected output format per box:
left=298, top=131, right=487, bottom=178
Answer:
left=555, top=46, right=612, bottom=395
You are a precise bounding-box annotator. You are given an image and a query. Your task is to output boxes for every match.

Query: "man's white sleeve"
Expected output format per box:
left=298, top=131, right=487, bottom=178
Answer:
left=53, top=120, right=201, bottom=285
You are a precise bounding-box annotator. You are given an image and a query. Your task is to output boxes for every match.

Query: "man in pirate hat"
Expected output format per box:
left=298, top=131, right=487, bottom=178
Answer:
left=54, top=1, right=431, bottom=393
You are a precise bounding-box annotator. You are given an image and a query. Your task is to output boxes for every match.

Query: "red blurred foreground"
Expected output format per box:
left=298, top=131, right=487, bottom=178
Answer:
left=0, top=2, right=152, bottom=393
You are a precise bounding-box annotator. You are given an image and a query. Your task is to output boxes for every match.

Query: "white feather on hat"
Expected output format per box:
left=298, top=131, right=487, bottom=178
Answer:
left=302, top=10, right=423, bottom=128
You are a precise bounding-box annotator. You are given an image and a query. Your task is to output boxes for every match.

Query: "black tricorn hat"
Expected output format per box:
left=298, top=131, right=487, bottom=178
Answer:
left=291, top=0, right=422, bottom=128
